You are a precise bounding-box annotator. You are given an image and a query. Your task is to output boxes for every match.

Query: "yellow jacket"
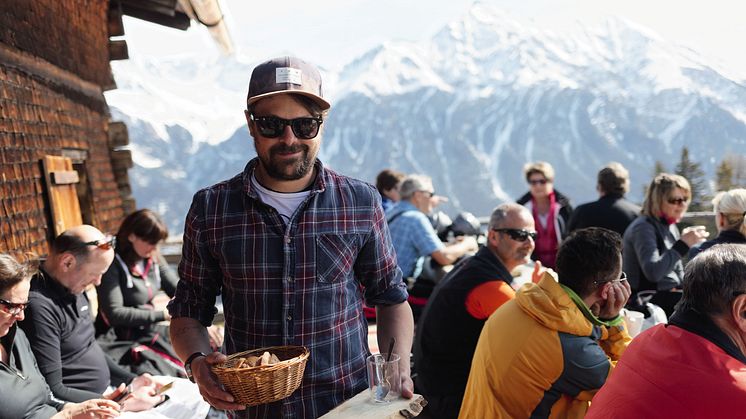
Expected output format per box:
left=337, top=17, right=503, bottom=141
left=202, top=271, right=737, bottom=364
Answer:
left=459, top=273, right=630, bottom=418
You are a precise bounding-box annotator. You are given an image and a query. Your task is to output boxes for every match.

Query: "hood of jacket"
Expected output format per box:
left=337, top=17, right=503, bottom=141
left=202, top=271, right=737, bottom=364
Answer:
left=515, top=272, right=593, bottom=337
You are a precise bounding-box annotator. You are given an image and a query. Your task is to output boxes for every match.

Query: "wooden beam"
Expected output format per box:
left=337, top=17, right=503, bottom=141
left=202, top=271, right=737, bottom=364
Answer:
left=108, top=121, right=129, bottom=148
left=109, top=40, right=129, bottom=61
left=108, top=4, right=125, bottom=37
left=121, top=5, right=191, bottom=30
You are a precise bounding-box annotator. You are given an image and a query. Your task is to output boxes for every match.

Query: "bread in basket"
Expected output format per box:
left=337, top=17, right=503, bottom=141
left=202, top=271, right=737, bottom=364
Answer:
left=211, top=345, right=309, bottom=406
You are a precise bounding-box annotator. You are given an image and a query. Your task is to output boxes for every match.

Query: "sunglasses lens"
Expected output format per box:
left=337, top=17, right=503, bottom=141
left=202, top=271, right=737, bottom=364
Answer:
left=291, top=118, right=320, bottom=139
left=256, top=117, right=284, bottom=138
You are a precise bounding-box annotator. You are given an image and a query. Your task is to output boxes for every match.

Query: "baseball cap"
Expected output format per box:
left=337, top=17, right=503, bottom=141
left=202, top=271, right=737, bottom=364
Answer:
left=247, top=56, right=331, bottom=111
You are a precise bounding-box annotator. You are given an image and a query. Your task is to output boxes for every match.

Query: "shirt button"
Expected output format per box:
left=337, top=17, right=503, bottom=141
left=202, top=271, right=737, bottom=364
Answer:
left=286, top=315, right=292, bottom=321
left=287, top=277, right=294, bottom=282
left=285, top=237, right=291, bottom=244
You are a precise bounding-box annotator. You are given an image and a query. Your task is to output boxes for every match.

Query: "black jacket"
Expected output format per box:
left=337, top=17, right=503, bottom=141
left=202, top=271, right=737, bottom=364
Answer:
left=567, top=194, right=640, bottom=236
left=414, top=246, right=512, bottom=398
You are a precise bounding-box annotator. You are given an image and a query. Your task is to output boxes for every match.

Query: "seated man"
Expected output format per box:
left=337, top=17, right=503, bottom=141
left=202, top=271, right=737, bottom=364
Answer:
left=414, top=203, right=537, bottom=418
left=387, top=175, right=478, bottom=319
left=587, top=243, right=746, bottom=418
left=460, top=227, right=632, bottom=418
left=387, top=174, right=478, bottom=280
left=20, top=225, right=162, bottom=409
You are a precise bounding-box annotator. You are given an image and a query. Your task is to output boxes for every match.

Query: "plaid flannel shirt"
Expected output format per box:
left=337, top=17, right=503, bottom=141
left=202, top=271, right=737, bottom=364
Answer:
left=168, top=158, right=407, bottom=419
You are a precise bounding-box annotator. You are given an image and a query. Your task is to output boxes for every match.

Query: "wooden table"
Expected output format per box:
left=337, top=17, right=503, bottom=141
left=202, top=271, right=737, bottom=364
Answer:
left=320, top=391, right=426, bottom=418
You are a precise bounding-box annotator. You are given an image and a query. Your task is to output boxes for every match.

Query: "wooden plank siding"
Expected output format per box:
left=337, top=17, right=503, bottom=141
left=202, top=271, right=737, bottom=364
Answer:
left=0, top=0, right=128, bottom=256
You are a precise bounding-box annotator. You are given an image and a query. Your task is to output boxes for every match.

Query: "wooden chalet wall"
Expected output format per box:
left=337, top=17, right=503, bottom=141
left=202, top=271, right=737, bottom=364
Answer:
left=0, top=0, right=128, bottom=256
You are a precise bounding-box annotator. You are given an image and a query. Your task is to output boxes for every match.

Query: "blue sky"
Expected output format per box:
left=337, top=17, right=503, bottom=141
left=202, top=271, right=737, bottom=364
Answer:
left=122, top=0, right=746, bottom=75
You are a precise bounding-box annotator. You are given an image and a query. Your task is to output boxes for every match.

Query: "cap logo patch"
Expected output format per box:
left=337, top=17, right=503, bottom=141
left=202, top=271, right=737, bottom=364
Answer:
left=276, top=67, right=302, bottom=85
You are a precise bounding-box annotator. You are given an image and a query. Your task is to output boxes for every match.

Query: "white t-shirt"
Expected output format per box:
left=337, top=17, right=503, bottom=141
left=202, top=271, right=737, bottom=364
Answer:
left=251, top=174, right=311, bottom=225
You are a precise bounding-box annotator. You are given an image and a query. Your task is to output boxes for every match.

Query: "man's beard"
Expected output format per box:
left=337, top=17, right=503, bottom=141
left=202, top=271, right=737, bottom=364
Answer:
left=259, top=142, right=316, bottom=181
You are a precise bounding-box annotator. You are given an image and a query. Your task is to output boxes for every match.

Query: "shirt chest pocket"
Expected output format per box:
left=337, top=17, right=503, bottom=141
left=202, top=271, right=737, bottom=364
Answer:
left=316, top=234, right=360, bottom=283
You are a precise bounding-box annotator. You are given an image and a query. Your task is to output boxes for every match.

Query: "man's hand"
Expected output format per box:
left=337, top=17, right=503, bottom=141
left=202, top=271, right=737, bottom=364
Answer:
left=400, top=373, right=414, bottom=399
left=192, top=352, right=246, bottom=411
left=55, top=399, right=120, bottom=419
left=596, top=279, right=632, bottom=320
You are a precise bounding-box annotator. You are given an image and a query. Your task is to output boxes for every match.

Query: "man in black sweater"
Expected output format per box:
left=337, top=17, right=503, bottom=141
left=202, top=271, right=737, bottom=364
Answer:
left=20, top=225, right=162, bottom=411
left=568, top=162, right=640, bottom=236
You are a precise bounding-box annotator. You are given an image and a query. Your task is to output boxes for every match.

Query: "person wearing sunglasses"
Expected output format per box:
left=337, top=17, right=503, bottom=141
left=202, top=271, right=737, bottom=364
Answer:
left=516, top=161, right=573, bottom=270
left=688, top=188, right=746, bottom=259
left=386, top=175, right=479, bottom=316
left=0, top=253, right=122, bottom=419
left=414, top=203, right=538, bottom=418
left=622, top=173, right=708, bottom=316
left=166, top=57, right=414, bottom=418
left=461, top=227, right=632, bottom=419
left=588, top=244, right=746, bottom=418
left=19, top=225, right=165, bottom=412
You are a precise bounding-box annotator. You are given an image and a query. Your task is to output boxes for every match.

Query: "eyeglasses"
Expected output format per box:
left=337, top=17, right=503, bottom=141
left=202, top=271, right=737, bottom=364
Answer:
left=250, top=114, right=323, bottom=140
left=593, top=271, right=628, bottom=286
left=78, top=236, right=117, bottom=251
left=528, top=178, right=548, bottom=186
left=493, top=228, right=538, bottom=242
left=667, top=196, right=689, bottom=205
left=0, top=297, right=29, bottom=316
left=419, top=190, right=435, bottom=198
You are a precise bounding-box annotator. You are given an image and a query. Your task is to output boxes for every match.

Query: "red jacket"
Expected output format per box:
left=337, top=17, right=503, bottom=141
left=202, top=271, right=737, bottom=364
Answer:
left=587, top=321, right=746, bottom=418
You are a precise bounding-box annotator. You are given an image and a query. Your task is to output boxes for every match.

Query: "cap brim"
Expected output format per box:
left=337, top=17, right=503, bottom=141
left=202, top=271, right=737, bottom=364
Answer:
left=247, top=90, right=331, bottom=111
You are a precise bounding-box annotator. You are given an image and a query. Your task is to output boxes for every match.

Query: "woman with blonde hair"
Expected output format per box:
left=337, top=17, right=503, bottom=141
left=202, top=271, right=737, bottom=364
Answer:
left=689, top=188, right=746, bottom=259
left=622, top=173, right=709, bottom=316
left=0, top=253, right=121, bottom=418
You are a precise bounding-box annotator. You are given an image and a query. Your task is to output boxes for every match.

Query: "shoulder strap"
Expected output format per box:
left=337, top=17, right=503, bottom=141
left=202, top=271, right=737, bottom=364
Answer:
left=386, top=210, right=417, bottom=225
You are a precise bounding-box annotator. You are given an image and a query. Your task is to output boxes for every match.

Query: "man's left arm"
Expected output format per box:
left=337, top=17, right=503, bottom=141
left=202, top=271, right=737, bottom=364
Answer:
left=376, top=302, right=414, bottom=398
left=355, top=189, right=413, bottom=397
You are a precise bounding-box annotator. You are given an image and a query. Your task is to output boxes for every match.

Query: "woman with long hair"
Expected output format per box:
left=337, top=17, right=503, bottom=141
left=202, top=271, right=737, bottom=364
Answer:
left=96, top=209, right=222, bottom=376
left=622, top=173, right=709, bottom=316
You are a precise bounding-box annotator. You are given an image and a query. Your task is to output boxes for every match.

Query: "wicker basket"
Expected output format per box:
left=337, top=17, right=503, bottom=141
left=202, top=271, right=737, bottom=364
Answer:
left=212, top=345, right=309, bottom=406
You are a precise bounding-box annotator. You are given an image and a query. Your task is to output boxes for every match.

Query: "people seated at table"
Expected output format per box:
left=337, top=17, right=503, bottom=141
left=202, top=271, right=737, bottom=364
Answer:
left=459, top=227, right=631, bottom=418
left=587, top=244, right=746, bottom=418
left=0, top=252, right=121, bottom=418
left=387, top=174, right=478, bottom=319
left=95, top=209, right=223, bottom=377
left=414, top=203, right=538, bottom=418
left=19, top=225, right=164, bottom=408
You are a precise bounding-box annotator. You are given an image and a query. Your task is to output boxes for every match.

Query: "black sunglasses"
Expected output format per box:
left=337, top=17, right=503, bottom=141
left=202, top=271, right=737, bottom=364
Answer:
left=76, top=236, right=117, bottom=251
left=528, top=178, right=548, bottom=186
left=0, top=297, right=29, bottom=316
left=493, top=228, right=538, bottom=242
left=250, top=114, right=323, bottom=140
left=667, top=196, right=689, bottom=205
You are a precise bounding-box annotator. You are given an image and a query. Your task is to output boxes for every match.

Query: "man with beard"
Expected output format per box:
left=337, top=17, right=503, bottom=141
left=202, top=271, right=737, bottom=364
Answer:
left=414, top=203, right=538, bottom=418
left=167, top=57, right=413, bottom=419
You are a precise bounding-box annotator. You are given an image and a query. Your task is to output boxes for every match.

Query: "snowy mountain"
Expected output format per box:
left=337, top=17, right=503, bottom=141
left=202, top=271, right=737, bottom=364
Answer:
left=106, top=3, right=746, bottom=234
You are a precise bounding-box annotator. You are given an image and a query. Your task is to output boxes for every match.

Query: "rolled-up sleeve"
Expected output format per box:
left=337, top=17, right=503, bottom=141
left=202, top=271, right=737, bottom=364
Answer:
left=167, top=190, right=222, bottom=326
left=356, top=192, right=408, bottom=307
